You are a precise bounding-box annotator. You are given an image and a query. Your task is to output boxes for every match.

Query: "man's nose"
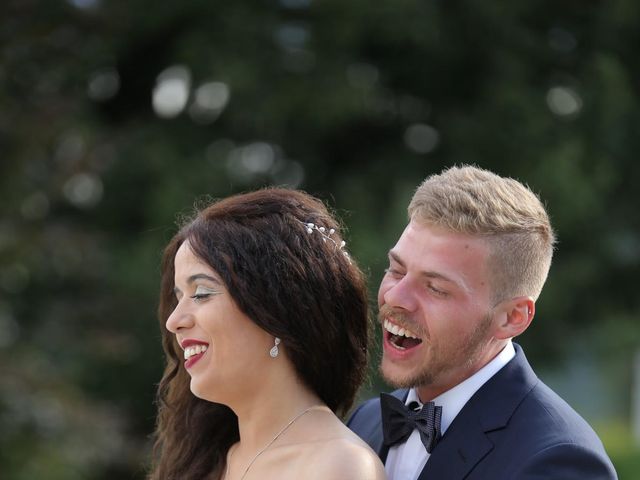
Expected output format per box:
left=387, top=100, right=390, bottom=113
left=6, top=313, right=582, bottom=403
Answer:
left=382, top=276, right=418, bottom=312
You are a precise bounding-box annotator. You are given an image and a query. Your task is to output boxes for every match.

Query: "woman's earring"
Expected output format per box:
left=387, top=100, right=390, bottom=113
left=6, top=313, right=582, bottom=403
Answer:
left=269, top=337, right=281, bottom=358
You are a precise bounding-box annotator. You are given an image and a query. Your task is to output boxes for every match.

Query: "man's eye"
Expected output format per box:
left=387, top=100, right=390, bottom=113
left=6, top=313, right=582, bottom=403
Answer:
left=384, top=268, right=403, bottom=278
left=427, top=284, right=447, bottom=296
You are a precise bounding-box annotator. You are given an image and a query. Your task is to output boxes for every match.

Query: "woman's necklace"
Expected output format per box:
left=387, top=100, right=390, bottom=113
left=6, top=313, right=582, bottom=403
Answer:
left=224, top=405, right=329, bottom=480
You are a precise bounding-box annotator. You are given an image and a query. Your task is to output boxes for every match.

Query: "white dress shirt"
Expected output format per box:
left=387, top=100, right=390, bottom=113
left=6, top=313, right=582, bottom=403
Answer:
left=384, top=341, right=516, bottom=480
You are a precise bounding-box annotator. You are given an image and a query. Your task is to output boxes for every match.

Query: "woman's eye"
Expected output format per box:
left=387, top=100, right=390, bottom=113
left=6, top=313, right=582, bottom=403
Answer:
left=190, top=286, right=220, bottom=302
left=190, top=293, right=209, bottom=301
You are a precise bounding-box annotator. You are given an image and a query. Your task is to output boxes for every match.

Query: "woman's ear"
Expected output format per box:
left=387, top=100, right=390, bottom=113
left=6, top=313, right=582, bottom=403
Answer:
left=493, top=296, right=534, bottom=340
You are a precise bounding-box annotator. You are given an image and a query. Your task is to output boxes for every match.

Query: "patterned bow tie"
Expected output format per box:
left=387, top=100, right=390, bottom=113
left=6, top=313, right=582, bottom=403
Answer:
left=380, top=392, right=442, bottom=453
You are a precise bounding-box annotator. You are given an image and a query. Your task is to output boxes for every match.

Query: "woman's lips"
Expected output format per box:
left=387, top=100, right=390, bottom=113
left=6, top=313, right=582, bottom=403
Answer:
left=180, top=339, right=209, bottom=369
left=184, top=350, right=206, bottom=369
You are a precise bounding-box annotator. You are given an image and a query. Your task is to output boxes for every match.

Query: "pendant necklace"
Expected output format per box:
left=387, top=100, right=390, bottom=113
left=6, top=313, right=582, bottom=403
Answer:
left=224, top=405, right=329, bottom=480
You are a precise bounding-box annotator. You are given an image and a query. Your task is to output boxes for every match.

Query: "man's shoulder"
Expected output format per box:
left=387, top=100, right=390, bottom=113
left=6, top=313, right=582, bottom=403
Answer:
left=500, top=345, right=604, bottom=444
left=481, top=345, right=602, bottom=440
left=517, top=378, right=606, bottom=444
left=346, top=389, right=407, bottom=451
left=348, top=389, right=406, bottom=424
left=478, top=352, right=611, bottom=464
left=485, top=380, right=617, bottom=478
left=347, top=395, right=380, bottom=427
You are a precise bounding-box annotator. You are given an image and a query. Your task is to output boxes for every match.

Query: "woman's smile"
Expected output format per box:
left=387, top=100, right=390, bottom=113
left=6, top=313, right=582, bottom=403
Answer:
left=182, top=340, right=209, bottom=369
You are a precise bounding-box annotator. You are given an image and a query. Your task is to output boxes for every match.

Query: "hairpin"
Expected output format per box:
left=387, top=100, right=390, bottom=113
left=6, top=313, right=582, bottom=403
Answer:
left=301, top=221, right=351, bottom=261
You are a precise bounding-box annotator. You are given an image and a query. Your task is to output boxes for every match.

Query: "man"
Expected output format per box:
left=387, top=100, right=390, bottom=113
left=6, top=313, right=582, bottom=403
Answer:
left=348, top=166, right=617, bottom=479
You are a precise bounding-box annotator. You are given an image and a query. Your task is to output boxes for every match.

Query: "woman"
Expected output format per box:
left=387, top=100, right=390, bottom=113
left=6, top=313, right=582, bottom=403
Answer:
left=149, top=188, right=386, bottom=480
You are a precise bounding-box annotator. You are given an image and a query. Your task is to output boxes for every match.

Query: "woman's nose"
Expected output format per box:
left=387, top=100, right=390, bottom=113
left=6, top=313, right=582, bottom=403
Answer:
left=165, top=301, right=195, bottom=333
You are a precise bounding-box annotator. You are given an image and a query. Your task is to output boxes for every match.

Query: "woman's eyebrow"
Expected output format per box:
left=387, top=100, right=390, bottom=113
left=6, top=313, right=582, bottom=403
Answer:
left=186, top=273, right=221, bottom=285
left=173, top=273, right=222, bottom=296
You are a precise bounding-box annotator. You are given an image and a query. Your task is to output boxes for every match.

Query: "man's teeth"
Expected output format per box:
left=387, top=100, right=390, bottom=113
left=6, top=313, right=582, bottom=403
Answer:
left=384, top=319, right=419, bottom=339
left=184, top=344, right=208, bottom=360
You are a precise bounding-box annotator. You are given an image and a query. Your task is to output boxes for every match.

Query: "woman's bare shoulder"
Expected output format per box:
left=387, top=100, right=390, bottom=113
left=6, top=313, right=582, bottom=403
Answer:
left=299, top=437, right=386, bottom=480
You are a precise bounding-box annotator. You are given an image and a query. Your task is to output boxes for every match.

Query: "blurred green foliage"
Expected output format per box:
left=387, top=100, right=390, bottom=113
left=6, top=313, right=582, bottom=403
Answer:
left=597, top=421, right=640, bottom=480
left=1, top=0, right=639, bottom=478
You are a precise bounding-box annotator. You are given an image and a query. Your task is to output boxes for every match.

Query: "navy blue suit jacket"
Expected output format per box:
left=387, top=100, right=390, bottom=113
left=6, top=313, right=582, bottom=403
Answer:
left=348, top=344, right=617, bottom=479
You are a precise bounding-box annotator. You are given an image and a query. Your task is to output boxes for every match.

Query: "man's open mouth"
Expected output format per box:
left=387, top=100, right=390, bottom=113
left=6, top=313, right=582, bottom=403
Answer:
left=384, top=319, right=423, bottom=350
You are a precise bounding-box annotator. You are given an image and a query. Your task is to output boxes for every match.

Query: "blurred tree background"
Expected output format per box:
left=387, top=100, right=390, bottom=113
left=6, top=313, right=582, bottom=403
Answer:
left=1, top=0, right=639, bottom=478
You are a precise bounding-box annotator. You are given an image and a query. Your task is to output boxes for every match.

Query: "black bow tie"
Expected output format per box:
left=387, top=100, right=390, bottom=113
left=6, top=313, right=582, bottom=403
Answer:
left=380, top=393, right=442, bottom=453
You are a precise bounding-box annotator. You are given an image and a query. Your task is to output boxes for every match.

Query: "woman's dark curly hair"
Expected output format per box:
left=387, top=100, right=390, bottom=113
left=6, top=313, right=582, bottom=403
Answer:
left=149, top=188, right=370, bottom=480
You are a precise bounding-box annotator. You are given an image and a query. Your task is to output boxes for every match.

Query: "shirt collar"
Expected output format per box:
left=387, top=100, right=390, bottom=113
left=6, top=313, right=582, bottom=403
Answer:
left=405, top=340, right=516, bottom=434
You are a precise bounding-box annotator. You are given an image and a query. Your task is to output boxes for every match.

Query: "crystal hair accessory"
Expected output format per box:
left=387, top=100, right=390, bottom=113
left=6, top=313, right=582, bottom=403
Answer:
left=301, top=221, right=350, bottom=261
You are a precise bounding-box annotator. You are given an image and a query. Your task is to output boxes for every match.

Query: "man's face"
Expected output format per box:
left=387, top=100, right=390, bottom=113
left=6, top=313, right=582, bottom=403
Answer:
left=378, top=220, right=500, bottom=399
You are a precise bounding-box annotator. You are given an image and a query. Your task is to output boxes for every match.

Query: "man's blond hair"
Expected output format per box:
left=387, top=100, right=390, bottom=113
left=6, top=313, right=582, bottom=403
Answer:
left=408, top=165, right=556, bottom=302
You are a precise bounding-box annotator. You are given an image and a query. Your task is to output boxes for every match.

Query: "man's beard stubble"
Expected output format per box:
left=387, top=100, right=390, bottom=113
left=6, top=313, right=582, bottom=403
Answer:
left=378, top=307, right=494, bottom=390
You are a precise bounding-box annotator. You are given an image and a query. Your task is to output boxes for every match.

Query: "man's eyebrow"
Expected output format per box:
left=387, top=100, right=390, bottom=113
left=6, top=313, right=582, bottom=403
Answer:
left=388, top=250, right=466, bottom=289
left=388, top=250, right=406, bottom=267
left=420, top=270, right=457, bottom=285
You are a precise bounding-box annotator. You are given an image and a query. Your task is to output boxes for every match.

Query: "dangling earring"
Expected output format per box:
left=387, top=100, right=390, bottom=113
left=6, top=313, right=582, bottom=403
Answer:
left=270, top=337, right=281, bottom=358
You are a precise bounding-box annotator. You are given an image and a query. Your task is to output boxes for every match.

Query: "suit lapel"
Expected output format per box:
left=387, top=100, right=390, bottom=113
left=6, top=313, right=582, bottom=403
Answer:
left=416, top=344, right=538, bottom=480
left=418, top=418, right=493, bottom=480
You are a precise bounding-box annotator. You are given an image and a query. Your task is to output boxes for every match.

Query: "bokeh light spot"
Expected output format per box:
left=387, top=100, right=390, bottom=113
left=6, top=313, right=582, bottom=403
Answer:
left=63, top=173, right=104, bottom=208
left=274, top=23, right=310, bottom=50
left=87, top=68, right=120, bottom=101
left=546, top=86, right=582, bottom=117
left=404, top=123, right=440, bottom=154
left=152, top=65, right=191, bottom=119
left=55, top=133, right=85, bottom=166
left=271, top=160, right=305, bottom=187
left=189, top=81, right=230, bottom=124
left=67, top=0, right=100, bottom=9
left=241, top=142, right=275, bottom=173
left=227, top=142, right=276, bottom=183
left=548, top=27, right=577, bottom=53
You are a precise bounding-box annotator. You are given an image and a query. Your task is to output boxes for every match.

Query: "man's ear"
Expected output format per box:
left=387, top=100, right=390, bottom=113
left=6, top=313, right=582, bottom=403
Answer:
left=493, top=296, right=534, bottom=340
